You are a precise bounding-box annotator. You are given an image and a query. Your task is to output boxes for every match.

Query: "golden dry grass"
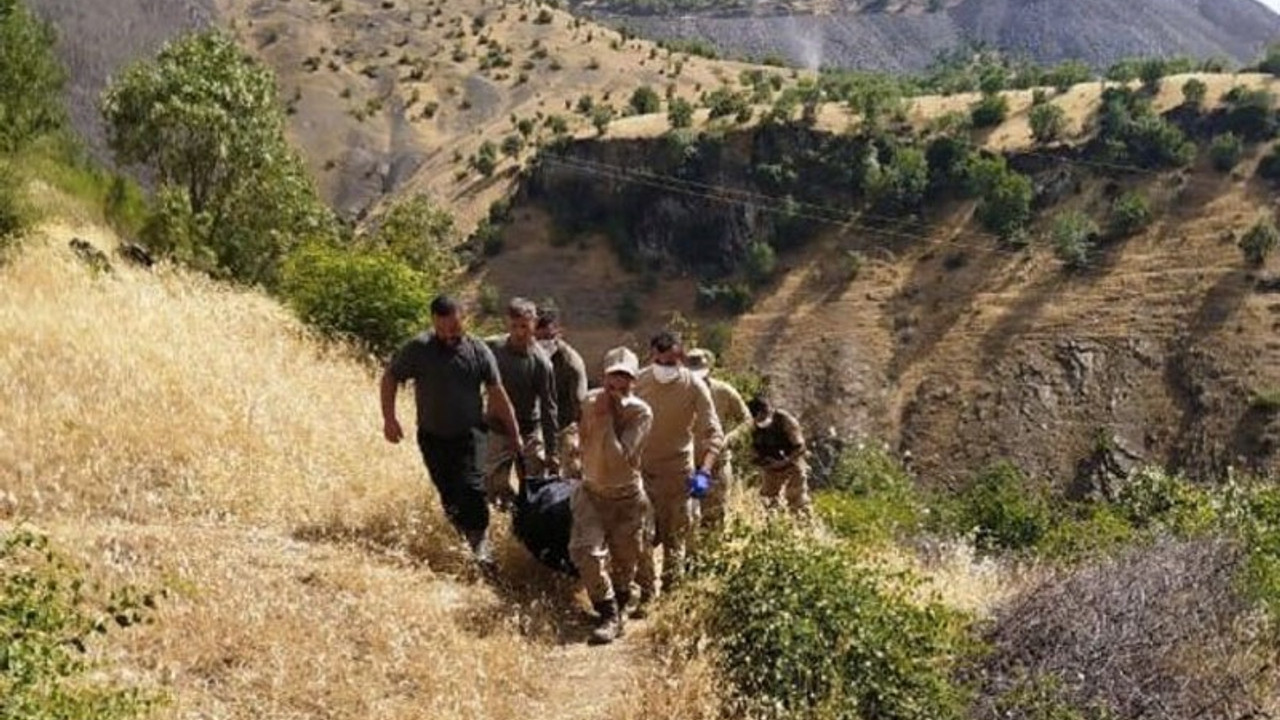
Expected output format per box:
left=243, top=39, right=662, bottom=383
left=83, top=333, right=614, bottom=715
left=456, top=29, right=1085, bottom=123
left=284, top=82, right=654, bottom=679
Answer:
left=0, top=207, right=1015, bottom=718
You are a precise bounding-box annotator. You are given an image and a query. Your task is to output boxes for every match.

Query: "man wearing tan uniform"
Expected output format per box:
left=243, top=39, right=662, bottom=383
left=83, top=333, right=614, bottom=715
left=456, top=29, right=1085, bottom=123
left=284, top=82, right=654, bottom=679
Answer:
left=634, top=331, right=723, bottom=610
left=685, top=349, right=751, bottom=531
left=535, top=307, right=588, bottom=479
left=568, top=347, right=653, bottom=645
left=747, top=396, right=811, bottom=515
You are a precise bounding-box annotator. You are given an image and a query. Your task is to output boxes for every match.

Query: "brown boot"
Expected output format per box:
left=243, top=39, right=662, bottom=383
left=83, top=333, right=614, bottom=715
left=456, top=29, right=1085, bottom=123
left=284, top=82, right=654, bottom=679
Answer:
left=589, top=600, right=620, bottom=645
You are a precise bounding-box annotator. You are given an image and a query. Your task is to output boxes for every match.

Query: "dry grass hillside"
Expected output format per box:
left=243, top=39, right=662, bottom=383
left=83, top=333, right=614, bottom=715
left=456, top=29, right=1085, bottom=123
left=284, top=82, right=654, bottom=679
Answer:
left=214, top=0, right=782, bottom=225
left=0, top=189, right=1011, bottom=717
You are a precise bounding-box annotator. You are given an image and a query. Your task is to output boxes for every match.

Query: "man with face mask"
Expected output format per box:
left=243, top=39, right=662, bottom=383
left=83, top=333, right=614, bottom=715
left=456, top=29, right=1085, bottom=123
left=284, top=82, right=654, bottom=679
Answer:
left=535, top=307, right=588, bottom=479
left=569, top=346, right=652, bottom=645
left=485, top=297, right=559, bottom=510
left=685, top=348, right=751, bottom=531
left=380, top=295, right=522, bottom=569
left=747, top=396, right=811, bottom=516
left=633, top=331, right=723, bottom=613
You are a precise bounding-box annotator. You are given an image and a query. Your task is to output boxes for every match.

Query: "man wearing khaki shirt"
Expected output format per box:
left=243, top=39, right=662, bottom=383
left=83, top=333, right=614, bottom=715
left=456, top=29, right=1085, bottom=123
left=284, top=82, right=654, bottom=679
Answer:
left=634, top=331, right=723, bottom=612
left=569, top=346, right=652, bottom=645
left=535, top=307, right=588, bottom=478
left=685, top=348, right=751, bottom=530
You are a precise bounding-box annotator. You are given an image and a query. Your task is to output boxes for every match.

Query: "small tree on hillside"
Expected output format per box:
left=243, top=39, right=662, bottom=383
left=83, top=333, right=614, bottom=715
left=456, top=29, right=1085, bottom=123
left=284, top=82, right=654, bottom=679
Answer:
left=590, top=104, right=615, bottom=135
left=1029, top=103, right=1067, bottom=144
left=103, top=31, right=334, bottom=287
left=630, top=85, right=661, bottom=115
left=970, top=92, right=1008, bottom=129
left=668, top=97, right=694, bottom=129
left=1052, top=210, right=1100, bottom=270
left=1240, top=217, right=1279, bottom=267
left=1209, top=133, right=1244, bottom=173
left=0, top=0, right=66, bottom=152
left=1182, top=78, right=1207, bottom=110
left=1108, top=191, right=1152, bottom=239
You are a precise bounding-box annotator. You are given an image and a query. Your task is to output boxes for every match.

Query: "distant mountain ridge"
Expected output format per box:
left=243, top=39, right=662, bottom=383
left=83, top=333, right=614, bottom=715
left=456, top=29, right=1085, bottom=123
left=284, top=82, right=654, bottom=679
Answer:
left=614, top=0, right=1280, bottom=71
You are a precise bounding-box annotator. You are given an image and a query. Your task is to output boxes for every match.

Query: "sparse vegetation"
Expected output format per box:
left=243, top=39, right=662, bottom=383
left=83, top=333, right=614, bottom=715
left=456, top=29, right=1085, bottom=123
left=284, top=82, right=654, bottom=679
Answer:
left=1107, top=191, right=1152, bottom=238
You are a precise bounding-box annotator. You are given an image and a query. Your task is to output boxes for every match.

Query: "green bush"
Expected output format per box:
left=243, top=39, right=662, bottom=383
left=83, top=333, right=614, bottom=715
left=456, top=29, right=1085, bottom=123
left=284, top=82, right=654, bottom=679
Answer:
left=1209, top=132, right=1245, bottom=172
left=816, top=443, right=923, bottom=545
left=667, top=97, right=693, bottom=129
left=1259, top=42, right=1280, bottom=76
left=974, top=165, right=1033, bottom=242
left=697, top=522, right=970, bottom=720
left=0, top=0, right=67, bottom=153
left=361, top=194, right=456, bottom=274
left=590, top=104, right=614, bottom=135
left=1257, top=144, right=1280, bottom=183
left=704, top=87, right=749, bottom=121
left=950, top=461, right=1052, bottom=553
left=1107, top=191, right=1152, bottom=238
left=280, top=242, right=434, bottom=356
left=868, top=144, right=929, bottom=216
left=1028, top=103, right=1066, bottom=144
left=969, top=92, right=1009, bottom=128
left=1239, top=217, right=1279, bottom=267
left=0, top=160, right=30, bottom=250
left=629, top=84, right=661, bottom=115
left=472, top=140, right=498, bottom=176
left=1221, top=87, right=1277, bottom=141
left=1113, top=466, right=1215, bottom=534
left=1051, top=210, right=1099, bottom=270
left=1181, top=78, right=1207, bottom=109
left=1, top=528, right=157, bottom=720
left=744, top=240, right=777, bottom=286
left=1037, top=503, right=1138, bottom=561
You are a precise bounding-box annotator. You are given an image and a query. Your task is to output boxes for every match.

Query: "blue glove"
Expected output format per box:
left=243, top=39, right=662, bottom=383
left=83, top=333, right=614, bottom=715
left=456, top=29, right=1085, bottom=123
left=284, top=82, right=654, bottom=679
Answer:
left=687, top=470, right=712, bottom=499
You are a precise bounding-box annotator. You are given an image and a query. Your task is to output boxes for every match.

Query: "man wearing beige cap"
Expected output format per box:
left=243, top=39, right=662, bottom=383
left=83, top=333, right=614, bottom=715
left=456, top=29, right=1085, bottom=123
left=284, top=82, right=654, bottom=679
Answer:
left=569, top=346, right=653, bottom=645
left=685, top=348, right=751, bottom=530
left=634, top=331, right=723, bottom=611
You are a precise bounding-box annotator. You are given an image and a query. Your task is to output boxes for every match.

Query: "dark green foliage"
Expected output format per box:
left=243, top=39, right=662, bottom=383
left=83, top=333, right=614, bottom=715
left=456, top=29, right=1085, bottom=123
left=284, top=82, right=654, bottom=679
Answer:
left=951, top=462, right=1052, bottom=552
left=667, top=97, right=693, bottom=128
left=1220, top=86, right=1277, bottom=141
left=1257, top=144, right=1280, bottom=182
left=1043, top=60, right=1092, bottom=93
left=972, top=160, right=1034, bottom=242
left=868, top=144, right=928, bottom=216
left=744, top=240, right=776, bottom=286
left=1259, top=42, right=1280, bottom=76
left=696, top=522, right=970, bottom=720
left=816, top=443, right=924, bottom=545
left=359, top=194, right=456, bottom=274
left=103, top=31, right=335, bottom=288
left=1093, top=88, right=1193, bottom=169
left=1209, top=132, right=1244, bottom=172
left=703, top=87, right=749, bottom=121
left=590, top=104, right=614, bottom=135
left=1107, top=191, right=1152, bottom=238
left=1028, top=103, right=1067, bottom=144
left=1181, top=78, right=1207, bottom=109
left=970, top=92, right=1009, bottom=128
left=629, top=85, right=661, bottom=115
left=1051, top=210, right=1100, bottom=270
left=280, top=242, right=433, bottom=356
left=0, top=160, right=29, bottom=249
left=1239, top=217, right=1279, bottom=267
left=0, top=528, right=158, bottom=720
left=0, top=0, right=66, bottom=152
left=473, top=140, right=498, bottom=176
left=501, top=133, right=524, bottom=157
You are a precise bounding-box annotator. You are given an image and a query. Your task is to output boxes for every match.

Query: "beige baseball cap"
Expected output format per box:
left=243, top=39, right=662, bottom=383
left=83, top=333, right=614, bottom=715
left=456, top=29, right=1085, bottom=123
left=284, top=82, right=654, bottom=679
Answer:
left=685, top=348, right=715, bottom=379
left=602, top=346, right=639, bottom=378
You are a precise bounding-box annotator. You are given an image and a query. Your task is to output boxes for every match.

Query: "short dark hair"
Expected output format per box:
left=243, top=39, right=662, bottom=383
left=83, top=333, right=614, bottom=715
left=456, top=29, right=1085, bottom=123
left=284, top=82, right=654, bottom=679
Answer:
left=536, top=306, right=559, bottom=329
left=650, top=330, right=682, bottom=353
left=430, top=295, right=461, bottom=317
left=747, top=396, right=771, bottom=417
left=507, top=297, right=537, bottom=319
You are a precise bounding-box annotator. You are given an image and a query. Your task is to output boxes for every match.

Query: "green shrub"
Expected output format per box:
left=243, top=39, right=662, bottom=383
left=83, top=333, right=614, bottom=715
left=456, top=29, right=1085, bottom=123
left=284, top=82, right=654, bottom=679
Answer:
left=1209, top=132, right=1245, bottom=172
left=970, top=92, right=1009, bottom=128
left=704, top=87, right=749, bottom=121
left=1239, top=217, right=1279, bottom=267
left=0, top=161, right=30, bottom=250
left=1257, top=144, right=1280, bottom=183
left=817, top=443, right=923, bottom=545
left=472, top=140, right=498, bottom=176
left=362, top=194, right=456, bottom=274
left=1221, top=87, right=1277, bottom=141
left=1051, top=210, right=1100, bottom=270
left=590, top=104, right=614, bottom=135
left=1028, top=103, right=1066, bottom=144
left=1106, top=191, right=1152, bottom=239
left=0, top=0, right=67, bottom=153
left=698, top=522, right=970, bottom=720
left=1113, top=466, right=1215, bottom=534
left=974, top=165, right=1033, bottom=242
left=868, top=145, right=929, bottom=216
left=1181, top=78, right=1207, bottom=109
left=1259, top=42, right=1280, bottom=76
left=744, top=241, right=777, bottom=286
left=280, top=242, right=434, bottom=356
left=1037, top=503, right=1138, bottom=561
left=951, top=461, right=1052, bottom=553
left=1, top=528, right=157, bottom=720
left=629, top=84, right=661, bottom=115
left=667, top=97, right=693, bottom=129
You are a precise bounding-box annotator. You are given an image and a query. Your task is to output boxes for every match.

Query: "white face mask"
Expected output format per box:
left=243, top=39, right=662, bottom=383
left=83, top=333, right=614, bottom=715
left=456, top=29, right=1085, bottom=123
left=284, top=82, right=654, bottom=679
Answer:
left=537, top=339, right=558, bottom=356
left=652, top=364, right=681, bottom=384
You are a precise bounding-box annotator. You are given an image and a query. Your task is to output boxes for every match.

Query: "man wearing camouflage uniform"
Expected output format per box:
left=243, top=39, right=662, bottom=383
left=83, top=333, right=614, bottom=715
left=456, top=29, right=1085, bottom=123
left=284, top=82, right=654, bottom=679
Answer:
left=485, top=298, right=559, bottom=509
left=685, top=349, right=751, bottom=530
left=747, top=396, right=811, bottom=515
left=634, top=331, right=723, bottom=611
left=535, top=307, right=588, bottom=479
left=569, top=347, right=653, bottom=645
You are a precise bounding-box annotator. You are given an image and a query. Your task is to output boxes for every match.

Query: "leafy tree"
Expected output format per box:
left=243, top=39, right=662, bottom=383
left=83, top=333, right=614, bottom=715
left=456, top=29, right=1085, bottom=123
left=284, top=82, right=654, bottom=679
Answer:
left=974, top=164, right=1033, bottom=242
left=868, top=144, right=928, bottom=216
left=359, top=194, right=456, bottom=275
left=970, top=92, right=1008, bottom=128
left=704, top=87, right=749, bottom=120
left=501, top=133, right=524, bottom=158
left=472, top=140, right=498, bottom=176
left=1240, top=217, right=1279, bottom=267
left=668, top=97, right=694, bottom=129
left=1138, top=58, right=1166, bottom=93
left=1043, top=60, right=1092, bottom=93
left=102, top=31, right=334, bottom=287
left=1221, top=87, right=1277, bottom=141
left=0, top=0, right=66, bottom=152
left=1106, top=58, right=1140, bottom=83
left=1108, top=191, right=1152, bottom=238
left=590, top=104, right=615, bottom=135
left=1209, top=133, right=1244, bottom=173
left=1028, top=103, right=1066, bottom=144
left=1051, top=210, right=1100, bottom=270
left=629, top=85, right=661, bottom=115
left=744, top=241, right=776, bottom=286
left=1181, top=78, right=1207, bottom=109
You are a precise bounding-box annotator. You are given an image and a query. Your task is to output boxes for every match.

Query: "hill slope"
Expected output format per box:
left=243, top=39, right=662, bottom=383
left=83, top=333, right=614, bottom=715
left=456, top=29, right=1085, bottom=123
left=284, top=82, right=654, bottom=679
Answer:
left=616, top=0, right=1280, bottom=71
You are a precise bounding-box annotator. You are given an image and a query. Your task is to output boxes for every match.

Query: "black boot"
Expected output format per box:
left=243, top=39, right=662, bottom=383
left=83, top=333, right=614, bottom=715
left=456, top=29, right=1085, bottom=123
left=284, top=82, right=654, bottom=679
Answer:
left=613, top=591, right=631, bottom=637
left=589, top=600, right=620, bottom=645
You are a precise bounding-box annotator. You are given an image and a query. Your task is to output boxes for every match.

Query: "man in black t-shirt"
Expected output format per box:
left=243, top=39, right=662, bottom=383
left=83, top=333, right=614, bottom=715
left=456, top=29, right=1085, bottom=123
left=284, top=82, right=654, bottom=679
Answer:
left=380, top=295, right=522, bottom=567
